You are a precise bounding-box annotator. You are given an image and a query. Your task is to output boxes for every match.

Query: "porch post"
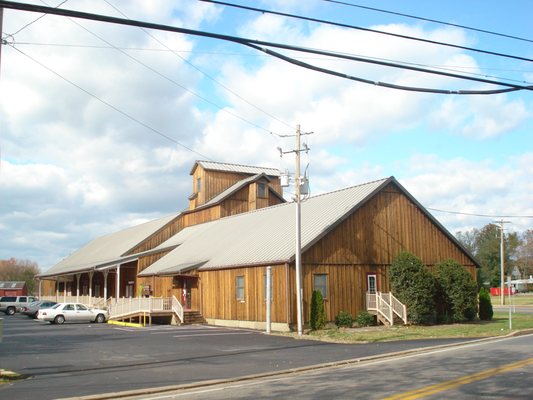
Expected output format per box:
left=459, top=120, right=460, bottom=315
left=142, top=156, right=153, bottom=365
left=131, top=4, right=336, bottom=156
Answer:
left=38, top=279, right=42, bottom=299
left=55, top=278, right=59, bottom=302
left=63, top=277, right=67, bottom=303
left=103, top=270, right=109, bottom=301
left=76, top=274, right=81, bottom=302
left=88, top=271, right=94, bottom=306
left=116, top=265, right=121, bottom=300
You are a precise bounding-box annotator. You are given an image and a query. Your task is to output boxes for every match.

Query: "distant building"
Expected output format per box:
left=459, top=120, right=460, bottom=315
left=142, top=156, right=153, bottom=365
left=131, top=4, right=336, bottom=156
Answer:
left=0, top=281, right=28, bottom=296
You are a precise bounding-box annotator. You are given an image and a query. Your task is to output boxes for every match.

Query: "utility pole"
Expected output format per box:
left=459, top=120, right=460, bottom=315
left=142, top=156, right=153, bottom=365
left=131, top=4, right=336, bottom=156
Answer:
left=294, top=124, right=303, bottom=336
left=278, top=124, right=312, bottom=336
left=494, top=220, right=510, bottom=306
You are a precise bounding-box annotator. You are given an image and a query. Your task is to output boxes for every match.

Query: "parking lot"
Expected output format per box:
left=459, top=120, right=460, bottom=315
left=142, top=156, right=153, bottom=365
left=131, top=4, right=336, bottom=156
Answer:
left=0, top=314, right=476, bottom=400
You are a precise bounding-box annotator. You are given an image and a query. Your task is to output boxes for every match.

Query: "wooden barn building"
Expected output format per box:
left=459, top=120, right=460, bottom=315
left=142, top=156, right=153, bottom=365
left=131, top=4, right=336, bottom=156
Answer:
left=39, top=161, right=478, bottom=330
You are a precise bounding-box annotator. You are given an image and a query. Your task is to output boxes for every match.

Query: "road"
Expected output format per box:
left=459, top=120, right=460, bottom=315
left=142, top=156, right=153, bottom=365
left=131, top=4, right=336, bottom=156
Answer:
left=120, top=334, right=533, bottom=400
left=0, top=315, right=480, bottom=400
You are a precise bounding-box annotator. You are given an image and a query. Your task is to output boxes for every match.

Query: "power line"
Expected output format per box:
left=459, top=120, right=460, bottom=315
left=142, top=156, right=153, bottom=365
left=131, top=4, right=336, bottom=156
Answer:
left=321, top=0, right=533, bottom=44
left=5, top=43, right=213, bottom=160
left=1, top=1, right=531, bottom=95
left=427, top=207, right=533, bottom=219
left=12, top=40, right=533, bottom=85
left=199, top=0, right=533, bottom=63
left=7, top=0, right=68, bottom=36
left=101, top=0, right=293, bottom=130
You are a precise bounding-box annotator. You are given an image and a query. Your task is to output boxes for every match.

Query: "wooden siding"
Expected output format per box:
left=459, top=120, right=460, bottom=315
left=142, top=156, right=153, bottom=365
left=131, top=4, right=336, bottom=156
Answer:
left=127, top=216, right=184, bottom=255
left=287, top=181, right=478, bottom=323
left=199, top=264, right=288, bottom=323
left=302, top=183, right=476, bottom=269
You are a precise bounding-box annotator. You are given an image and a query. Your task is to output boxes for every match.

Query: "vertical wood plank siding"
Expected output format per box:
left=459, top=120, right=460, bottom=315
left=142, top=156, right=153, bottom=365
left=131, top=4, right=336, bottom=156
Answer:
left=292, top=182, right=477, bottom=323
left=199, top=265, right=287, bottom=323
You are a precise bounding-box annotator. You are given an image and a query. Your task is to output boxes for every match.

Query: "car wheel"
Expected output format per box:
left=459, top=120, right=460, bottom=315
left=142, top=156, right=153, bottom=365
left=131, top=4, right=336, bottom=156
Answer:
left=6, top=307, right=15, bottom=315
left=54, top=315, right=65, bottom=325
left=95, top=314, right=106, bottom=323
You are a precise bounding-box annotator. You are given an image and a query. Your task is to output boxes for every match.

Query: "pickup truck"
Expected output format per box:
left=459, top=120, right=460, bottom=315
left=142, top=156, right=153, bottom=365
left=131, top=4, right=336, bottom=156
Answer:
left=0, top=296, right=39, bottom=315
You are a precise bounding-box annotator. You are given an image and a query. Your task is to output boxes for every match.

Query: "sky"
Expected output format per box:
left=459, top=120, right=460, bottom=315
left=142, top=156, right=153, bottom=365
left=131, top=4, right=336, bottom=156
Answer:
left=1, top=0, right=532, bottom=271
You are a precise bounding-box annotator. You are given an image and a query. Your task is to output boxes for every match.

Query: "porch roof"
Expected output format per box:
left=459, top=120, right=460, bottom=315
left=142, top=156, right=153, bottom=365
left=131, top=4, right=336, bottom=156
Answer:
left=39, top=213, right=181, bottom=278
left=139, top=177, right=391, bottom=276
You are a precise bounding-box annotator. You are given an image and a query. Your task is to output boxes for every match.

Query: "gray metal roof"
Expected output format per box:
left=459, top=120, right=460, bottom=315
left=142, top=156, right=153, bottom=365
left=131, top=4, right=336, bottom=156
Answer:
left=0, top=281, right=26, bottom=289
left=139, top=178, right=390, bottom=276
left=40, top=213, right=181, bottom=277
left=192, top=161, right=280, bottom=177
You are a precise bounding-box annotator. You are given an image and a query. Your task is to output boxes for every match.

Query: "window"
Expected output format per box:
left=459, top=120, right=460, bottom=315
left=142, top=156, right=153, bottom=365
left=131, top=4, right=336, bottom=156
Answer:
left=63, top=304, right=75, bottom=311
left=313, top=274, right=328, bottom=299
left=76, top=304, right=88, bottom=311
left=367, top=274, right=377, bottom=294
left=236, top=276, right=244, bottom=300
left=257, top=182, right=267, bottom=198
left=196, top=177, right=202, bottom=193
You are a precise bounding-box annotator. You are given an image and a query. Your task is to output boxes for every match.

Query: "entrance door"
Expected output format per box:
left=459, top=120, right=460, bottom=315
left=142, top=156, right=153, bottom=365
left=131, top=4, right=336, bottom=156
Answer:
left=367, top=274, right=377, bottom=294
left=182, top=280, right=191, bottom=309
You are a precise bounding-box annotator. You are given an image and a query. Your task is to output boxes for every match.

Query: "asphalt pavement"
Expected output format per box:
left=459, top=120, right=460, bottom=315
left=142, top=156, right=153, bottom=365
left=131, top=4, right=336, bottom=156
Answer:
left=0, top=314, right=495, bottom=400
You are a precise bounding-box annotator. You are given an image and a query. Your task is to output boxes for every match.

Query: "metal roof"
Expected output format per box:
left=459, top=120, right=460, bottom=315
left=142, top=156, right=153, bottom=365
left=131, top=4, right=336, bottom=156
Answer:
left=192, top=160, right=280, bottom=177
left=40, top=213, right=181, bottom=277
left=138, top=178, right=390, bottom=276
left=0, top=281, right=26, bottom=289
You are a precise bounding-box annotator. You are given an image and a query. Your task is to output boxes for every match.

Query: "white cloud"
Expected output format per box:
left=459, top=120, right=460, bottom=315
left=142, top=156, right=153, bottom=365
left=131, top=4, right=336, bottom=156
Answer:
left=0, top=2, right=530, bottom=271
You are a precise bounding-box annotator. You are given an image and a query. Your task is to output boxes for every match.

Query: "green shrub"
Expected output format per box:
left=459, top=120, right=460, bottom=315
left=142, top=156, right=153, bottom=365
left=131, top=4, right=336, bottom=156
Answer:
left=478, top=287, right=493, bottom=321
left=310, top=290, right=326, bottom=330
left=435, top=259, right=478, bottom=323
left=335, top=311, right=353, bottom=328
left=356, top=311, right=375, bottom=327
left=390, top=252, right=437, bottom=325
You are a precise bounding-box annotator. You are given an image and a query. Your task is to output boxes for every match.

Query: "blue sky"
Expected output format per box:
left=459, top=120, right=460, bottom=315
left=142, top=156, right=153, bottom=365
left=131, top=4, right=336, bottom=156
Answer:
left=0, top=0, right=532, bottom=270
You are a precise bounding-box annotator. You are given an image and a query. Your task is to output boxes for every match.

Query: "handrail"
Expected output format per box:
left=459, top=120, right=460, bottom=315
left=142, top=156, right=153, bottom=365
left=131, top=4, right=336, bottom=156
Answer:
left=366, top=291, right=407, bottom=326
left=389, top=292, right=408, bottom=324
left=172, top=296, right=184, bottom=323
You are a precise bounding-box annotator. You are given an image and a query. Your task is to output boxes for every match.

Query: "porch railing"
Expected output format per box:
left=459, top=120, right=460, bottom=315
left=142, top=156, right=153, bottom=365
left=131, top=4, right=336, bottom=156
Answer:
left=366, top=292, right=407, bottom=325
left=40, top=295, right=104, bottom=306
left=107, top=297, right=184, bottom=323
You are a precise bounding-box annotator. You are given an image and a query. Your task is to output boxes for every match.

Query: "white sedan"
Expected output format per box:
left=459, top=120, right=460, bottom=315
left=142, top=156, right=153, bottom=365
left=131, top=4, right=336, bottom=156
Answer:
left=37, top=303, right=109, bottom=324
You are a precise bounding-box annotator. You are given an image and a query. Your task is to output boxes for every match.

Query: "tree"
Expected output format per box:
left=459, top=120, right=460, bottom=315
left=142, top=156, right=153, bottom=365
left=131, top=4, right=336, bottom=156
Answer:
left=435, top=259, right=477, bottom=323
left=0, top=258, right=41, bottom=295
left=516, top=230, right=533, bottom=279
left=390, top=252, right=437, bottom=325
left=478, top=287, right=493, bottom=321
left=456, top=224, right=521, bottom=288
left=310, top=290, right=326, bottom=330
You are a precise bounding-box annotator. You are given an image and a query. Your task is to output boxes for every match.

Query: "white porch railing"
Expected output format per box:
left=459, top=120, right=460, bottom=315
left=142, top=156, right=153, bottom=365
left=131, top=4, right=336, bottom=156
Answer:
left=171, top=296, right=184, bottom=323
left=107, top=297, right=184, bottom=323
left=366, top=292, right=407, bottom=325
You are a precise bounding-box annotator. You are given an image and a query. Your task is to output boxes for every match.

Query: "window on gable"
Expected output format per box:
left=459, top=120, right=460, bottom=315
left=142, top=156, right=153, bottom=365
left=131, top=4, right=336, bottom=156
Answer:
left=236, top=276, right=244, bottom=300
left=313, top=274, right=328, bottom=299
left=196, top=177, right=202, bottom=193
left=257, top=182, right=266, bottom=198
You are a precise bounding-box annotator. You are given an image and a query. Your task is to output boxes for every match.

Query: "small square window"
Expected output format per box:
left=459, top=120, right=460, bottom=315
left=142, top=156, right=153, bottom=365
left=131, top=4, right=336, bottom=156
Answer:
left=313, top=274, right=327, bottom=299
left=236, top=276, right=244, bottom=300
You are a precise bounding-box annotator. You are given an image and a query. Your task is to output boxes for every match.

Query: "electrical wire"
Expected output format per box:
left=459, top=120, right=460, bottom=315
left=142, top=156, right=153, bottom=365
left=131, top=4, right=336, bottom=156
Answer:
left=321, top=0, right=533, bottom=44
left=198, top=0, right=533, bottom=63
left=5, top=43, right=213, bottom=160
left=101, top=0, right=293, bottom=130
left=12, top=40, right=533, bottom=85
left=1, top=1, right=530, bottom=95
left=7, top=0, right=68, bottom=36
left=427, top=207, right=533, bottom=219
